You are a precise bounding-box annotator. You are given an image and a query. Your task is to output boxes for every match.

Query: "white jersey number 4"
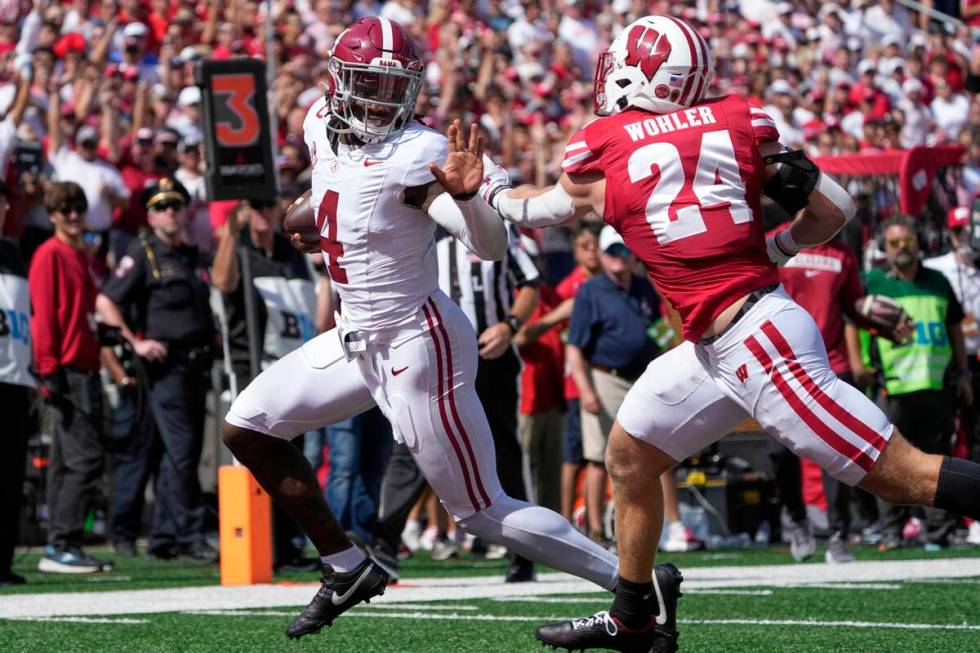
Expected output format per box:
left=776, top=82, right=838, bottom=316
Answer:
left=627, top=129, right=751, bottom=245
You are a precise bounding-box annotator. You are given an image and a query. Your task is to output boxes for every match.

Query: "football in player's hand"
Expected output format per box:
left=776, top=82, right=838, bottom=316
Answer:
left=856, top=295, right=915, bottom=344
left=283, top=190, right=319, bottom=244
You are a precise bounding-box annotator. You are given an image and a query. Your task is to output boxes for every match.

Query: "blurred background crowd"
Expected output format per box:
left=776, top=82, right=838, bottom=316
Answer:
left=1, top=0, right=980, bottom=583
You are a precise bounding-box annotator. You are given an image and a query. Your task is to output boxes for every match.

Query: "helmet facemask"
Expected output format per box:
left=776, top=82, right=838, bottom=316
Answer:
left=326, top=57, right=423, bottom=144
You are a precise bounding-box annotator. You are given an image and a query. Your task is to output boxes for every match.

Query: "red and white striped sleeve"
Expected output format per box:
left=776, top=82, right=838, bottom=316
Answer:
left=562, top=128, right=601, bottom=175
left=749, top=106, right=781, bottom=145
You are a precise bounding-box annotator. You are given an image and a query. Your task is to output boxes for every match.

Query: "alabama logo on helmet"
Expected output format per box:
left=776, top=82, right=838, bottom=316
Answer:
left=593, top=15, right=713, bottom=117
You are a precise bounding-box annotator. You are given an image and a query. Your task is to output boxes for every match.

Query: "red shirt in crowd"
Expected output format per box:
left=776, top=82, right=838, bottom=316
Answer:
left=776, top=236, right=864, bottom=375
left=28, top=236, right=101, bottom=376
left=518, top=283, right=566, bottom=416
left=116, top=164, right=160, bottom=233
left=556, top=265, right=591, bottom=401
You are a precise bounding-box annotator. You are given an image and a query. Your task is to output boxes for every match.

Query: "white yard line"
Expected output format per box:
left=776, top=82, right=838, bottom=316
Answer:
left=13, top=617, right=149, bottom=624
left=1, top=558, right=978, bottom=620
left=172, top=609, right=980, bottom=632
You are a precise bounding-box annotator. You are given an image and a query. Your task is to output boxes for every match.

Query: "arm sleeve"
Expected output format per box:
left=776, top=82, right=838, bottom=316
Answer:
left=561, top=127, right=603, bottom=176
left=749, top=106, right=781, bottom=145
left=506, top=233, right=541, bottom=288
left=28, top=252, right=62, bottom=376
left=101, top=246, right=147, bottom=308
left=427, top=192, right=507, bottom=261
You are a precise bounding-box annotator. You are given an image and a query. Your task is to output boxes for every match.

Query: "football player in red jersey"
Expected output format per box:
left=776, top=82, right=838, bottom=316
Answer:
left=481, top=15, right=980, bottom=652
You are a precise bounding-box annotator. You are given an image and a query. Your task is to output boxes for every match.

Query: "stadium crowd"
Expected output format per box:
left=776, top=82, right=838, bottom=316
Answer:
left=1, top=0, right=979, bottom=582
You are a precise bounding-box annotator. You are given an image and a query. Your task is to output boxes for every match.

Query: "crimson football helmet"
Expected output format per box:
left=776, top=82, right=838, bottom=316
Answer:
left=325, top=17, right=424, bottom=143
left=593, top=15, right=713, bottom=117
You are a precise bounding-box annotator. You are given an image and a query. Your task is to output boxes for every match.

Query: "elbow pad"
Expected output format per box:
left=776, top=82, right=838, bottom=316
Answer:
left=763, top=149, right=819, bottom=215
left=495, top=185, right=576, bottom=228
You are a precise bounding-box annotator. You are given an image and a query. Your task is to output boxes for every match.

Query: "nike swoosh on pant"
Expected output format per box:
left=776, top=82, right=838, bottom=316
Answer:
left=330, top=565, right=373, bottom=606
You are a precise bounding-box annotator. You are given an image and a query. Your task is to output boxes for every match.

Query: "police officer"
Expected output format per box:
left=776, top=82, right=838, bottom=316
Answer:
left=96, top=178, right=218, bottom=562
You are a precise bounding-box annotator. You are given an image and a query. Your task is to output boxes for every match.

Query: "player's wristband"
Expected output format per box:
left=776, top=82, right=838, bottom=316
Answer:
left=451, top=190, right=478, bottom=201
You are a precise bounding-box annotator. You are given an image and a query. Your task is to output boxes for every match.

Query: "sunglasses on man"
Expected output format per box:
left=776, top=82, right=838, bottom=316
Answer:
left=150, top=200, right=186, bottom=212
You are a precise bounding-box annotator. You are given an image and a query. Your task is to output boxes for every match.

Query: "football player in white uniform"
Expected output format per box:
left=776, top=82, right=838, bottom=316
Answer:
left=221, top=17, right=618, bottom=640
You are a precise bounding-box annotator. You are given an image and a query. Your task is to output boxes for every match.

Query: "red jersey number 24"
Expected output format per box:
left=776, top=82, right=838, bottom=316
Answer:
left=628, top=129, right=751, bottom=245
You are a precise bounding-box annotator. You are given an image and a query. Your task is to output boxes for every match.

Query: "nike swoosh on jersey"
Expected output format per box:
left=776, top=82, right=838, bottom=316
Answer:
left=363, top=159, right=384, bottom=167
left=392, top=366, right=409, bottom=376
left=330, top=564, right=373, bottom=606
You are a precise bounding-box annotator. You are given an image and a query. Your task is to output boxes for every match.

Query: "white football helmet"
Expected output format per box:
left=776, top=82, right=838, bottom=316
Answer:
left=593, top=15, right=713, bottom=117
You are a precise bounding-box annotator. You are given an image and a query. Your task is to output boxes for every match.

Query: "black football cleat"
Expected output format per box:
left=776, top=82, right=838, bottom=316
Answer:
left=535, top=563, right=683, bottom=653
left=284, top=558, right=389, bottom=639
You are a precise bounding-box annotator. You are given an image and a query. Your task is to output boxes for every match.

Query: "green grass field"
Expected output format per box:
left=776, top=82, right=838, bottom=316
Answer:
left=2, top=546, right=979, bottom=652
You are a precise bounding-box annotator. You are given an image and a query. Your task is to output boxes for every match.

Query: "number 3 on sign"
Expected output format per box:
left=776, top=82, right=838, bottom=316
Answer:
left=628, top=129, right=751, bottom=245
left=212, top=74, right=260, bottom=147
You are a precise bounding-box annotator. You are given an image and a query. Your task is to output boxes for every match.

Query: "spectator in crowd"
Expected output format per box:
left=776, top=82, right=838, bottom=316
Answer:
left=566, top=226, right=660, bottom=548
left=173, top=136, right=212, bottom=255
left=96, top=178, right=217, bottom=563
left=46, top=78, right=129, bottom=258
left=865, top=216, right=971, bottom=549
left=0, top=183, right=34, bottom=585
left=931, top=78, right=971, bottom=140
left=29, top=181, right=110, bottom=574
left=111, top=126, right=162, bottom=262
left=924, top=206, right=980, bottom=462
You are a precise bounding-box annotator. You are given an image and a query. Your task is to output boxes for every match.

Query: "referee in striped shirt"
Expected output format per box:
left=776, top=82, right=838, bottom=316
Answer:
left=436, top=225, right=541, bottom=579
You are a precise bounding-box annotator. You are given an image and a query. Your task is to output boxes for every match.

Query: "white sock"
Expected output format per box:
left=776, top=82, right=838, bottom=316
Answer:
left=320, top=545, right=366, bottom=573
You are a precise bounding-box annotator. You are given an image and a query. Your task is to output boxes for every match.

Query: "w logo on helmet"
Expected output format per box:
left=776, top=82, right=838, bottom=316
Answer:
left=624, top=25, right=671, bottom=79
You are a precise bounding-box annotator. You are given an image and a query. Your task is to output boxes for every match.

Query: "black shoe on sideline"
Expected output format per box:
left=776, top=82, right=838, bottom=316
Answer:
left=535, top=563, right=683, bottom=653
left=284, top=558, right=389, bottom=639
left=0, top=572, right=26, bottom=586
left=504, top=555, right=535, bottom=583
left=178, top=541, right=219, bottom=563
left=113, top=540, right=137, bottom=557
left=275, top=556, right=321, bottom=573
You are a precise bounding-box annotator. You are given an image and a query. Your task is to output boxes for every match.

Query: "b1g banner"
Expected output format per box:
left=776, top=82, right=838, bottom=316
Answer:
left=195, top=58, right=277, bottom=201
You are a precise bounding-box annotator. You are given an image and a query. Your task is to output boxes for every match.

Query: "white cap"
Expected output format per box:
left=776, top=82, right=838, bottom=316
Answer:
left=177, top=86, right=201, bottom=107
left=599, top=225, right=626, bottom=253
left=817, top=3, right=841, bottom=19
left=902, top=78, right=924, bottom=94
left=775, top=2, right=794, bottom=14
left=611, top=0, right=631, bottom=13
left=766, top=79, right=797, bottom=97
left=123, top=22, right=148, bottom=39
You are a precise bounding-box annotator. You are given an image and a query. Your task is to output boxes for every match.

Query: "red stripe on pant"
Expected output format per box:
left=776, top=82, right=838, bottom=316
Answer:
left=759, top=321, right=886, bottom=453
left=421, top=302, right=481, bottom=513
left=427, top=298, right=492, bottom=509
left=745, top=335, right=875, bottom=472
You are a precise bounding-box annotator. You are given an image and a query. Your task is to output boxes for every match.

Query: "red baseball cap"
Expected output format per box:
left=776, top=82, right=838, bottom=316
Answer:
left=948, top=206, right=971, bottom=229
left=53, top=33, right=87, bottom=58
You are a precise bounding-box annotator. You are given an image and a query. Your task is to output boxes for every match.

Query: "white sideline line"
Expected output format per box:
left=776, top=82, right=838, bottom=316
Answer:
left=681, top=618, right=980, bottom=631
left=783, top=582, right=902, bottom=591
left=682, top=589, right=775, bottom=596
left=86, top=576, right=132, bottom=583
left=13, top=617, right=149, bottom=624
left=2, top=558, right=978, bottom=619
left=190, top=609, right=980, bottom=632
